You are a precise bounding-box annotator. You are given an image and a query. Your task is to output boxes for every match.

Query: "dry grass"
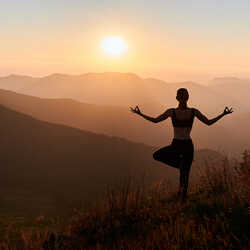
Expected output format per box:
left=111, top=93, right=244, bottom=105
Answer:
left=0, top=151, right=249, bottom=250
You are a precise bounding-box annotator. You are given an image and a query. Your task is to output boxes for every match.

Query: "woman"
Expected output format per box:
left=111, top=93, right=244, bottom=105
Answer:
left=130, top=88, right=233, bottom=202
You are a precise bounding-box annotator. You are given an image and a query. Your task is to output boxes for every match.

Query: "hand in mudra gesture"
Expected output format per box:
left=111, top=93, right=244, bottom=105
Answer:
left=223, top=106, right=233, bottom=115
left=130, top=105, right=141, bottom=115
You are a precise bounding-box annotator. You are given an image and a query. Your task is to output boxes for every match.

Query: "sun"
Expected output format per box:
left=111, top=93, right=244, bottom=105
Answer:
left=101, top=37, right=128, bottom=56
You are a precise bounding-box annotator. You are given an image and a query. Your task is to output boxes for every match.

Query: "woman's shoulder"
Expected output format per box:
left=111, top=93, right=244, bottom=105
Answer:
left=168, top=108, right=176, bottom=113
left=163, top=108, right=175, bottom=117
left=189, top=107, right=201, bottom=116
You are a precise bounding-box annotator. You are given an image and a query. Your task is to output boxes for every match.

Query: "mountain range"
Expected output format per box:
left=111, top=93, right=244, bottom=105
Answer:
left=1, top=73, right=249, bottom=113
left=0, top=88, right=245, bottom=155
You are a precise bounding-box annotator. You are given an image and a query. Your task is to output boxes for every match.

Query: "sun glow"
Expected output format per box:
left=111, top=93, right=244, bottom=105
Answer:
left=101, top=37, right=128, bottom=56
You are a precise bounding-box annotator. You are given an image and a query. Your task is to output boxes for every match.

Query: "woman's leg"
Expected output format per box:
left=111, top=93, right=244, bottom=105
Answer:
left=179, top=160, right=192, bottom=202
left=178, top=140, right=194, bottom=202
left=153, top=144, right=179, bottom=168
left=153, top=140, right=194, bottom=201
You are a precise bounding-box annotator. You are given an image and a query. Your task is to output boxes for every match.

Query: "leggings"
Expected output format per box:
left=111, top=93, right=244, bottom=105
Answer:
left=153, top=138, right=194, bottom=200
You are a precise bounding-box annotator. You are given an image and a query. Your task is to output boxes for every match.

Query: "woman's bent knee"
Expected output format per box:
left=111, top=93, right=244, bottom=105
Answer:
left=153, top=151, right=160, bottom=161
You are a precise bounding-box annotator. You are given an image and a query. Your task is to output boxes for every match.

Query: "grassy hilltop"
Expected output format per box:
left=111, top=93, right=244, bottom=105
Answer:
left=0, top=152, right=249, bottom=250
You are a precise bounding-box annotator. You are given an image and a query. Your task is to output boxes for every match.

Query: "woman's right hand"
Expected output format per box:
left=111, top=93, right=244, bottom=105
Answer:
left=130, top=105, right=141, bottom=115
left=223, top=106, right=233, bottom=115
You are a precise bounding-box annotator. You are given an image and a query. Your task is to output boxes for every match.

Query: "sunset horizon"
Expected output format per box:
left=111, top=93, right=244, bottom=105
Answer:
left=2, top=1, right=250, bottom=82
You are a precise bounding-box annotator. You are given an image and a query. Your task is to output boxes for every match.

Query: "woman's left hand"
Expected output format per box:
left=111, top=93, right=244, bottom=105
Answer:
left=130, top=105, right=141, bottom=115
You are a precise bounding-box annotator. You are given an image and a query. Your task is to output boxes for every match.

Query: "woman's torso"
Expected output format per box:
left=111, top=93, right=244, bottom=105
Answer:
left=171, top=107, right=195, bottom=140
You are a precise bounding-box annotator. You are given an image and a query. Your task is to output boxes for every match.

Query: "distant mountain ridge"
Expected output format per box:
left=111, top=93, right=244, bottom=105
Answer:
left=0, top=72, right=239, bottom=113
left=212, top=77, right=242, bottom=82
left=0, top=72, right=249, bottom=154
left=0, top=89, right=245, bottom=155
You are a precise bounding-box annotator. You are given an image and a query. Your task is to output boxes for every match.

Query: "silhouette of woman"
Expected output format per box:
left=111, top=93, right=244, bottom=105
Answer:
left=130, top=88, right=233, bottom=202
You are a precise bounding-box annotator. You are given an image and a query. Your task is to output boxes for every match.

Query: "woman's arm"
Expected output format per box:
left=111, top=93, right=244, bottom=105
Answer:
left=130, top=106, right=172, bottom=123
left=194, top=107, right=233, bottom=126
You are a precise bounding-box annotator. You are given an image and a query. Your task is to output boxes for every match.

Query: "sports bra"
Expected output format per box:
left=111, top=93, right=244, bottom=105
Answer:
left=171, top=108, right=195, bottom=128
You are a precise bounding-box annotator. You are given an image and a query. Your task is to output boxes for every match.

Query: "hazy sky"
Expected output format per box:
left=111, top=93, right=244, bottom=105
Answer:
left=1, top=0, right=250, bottom=81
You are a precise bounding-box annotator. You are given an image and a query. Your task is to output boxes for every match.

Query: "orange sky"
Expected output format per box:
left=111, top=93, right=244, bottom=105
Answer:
left=1, top=1, right=250, bottom=82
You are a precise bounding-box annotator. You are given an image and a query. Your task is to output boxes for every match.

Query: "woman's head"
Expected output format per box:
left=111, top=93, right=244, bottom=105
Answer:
left=176, top=88, right=189, bottom=103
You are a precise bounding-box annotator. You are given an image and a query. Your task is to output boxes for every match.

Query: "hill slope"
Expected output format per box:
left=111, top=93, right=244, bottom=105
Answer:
left=0, top=105, right=170, bottom=215
left=0, top=105, right=224, bottom=215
